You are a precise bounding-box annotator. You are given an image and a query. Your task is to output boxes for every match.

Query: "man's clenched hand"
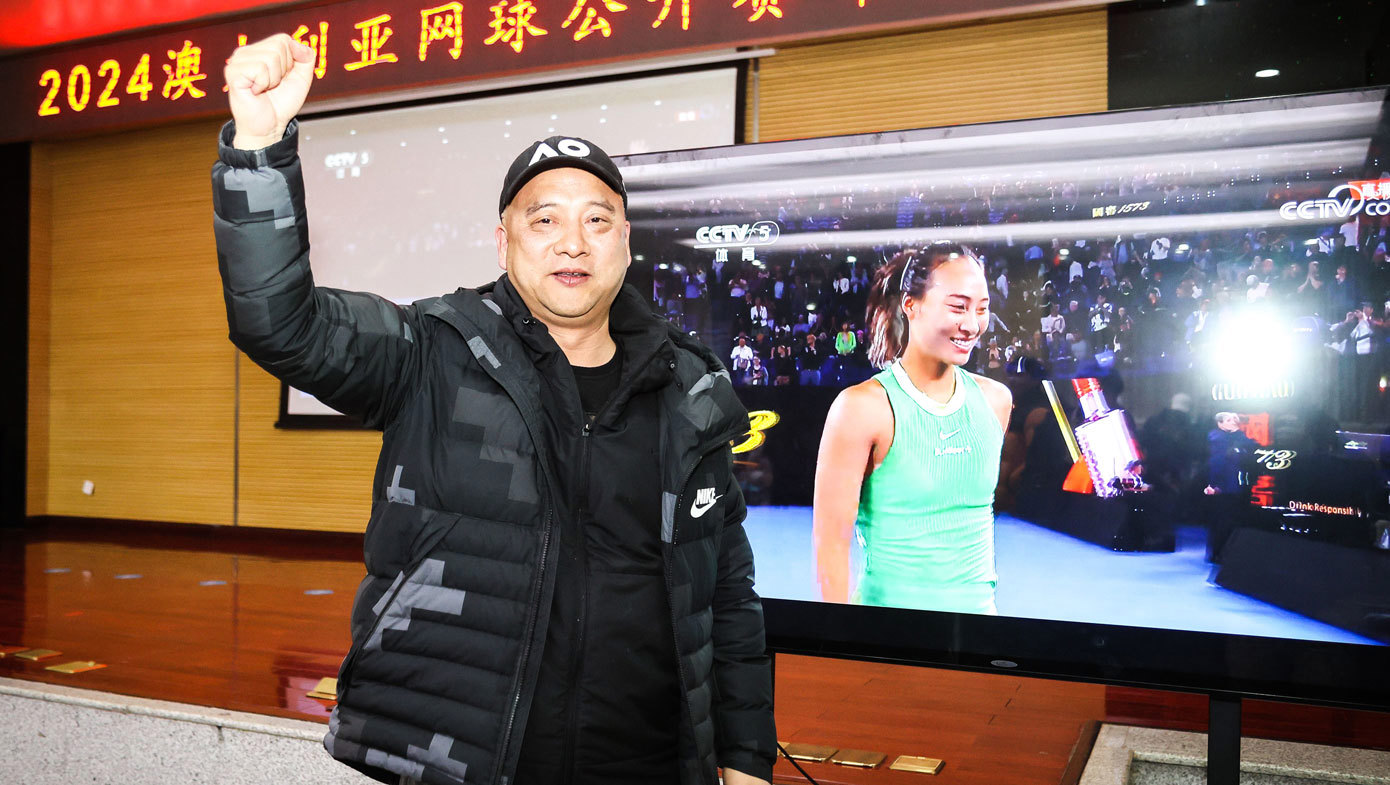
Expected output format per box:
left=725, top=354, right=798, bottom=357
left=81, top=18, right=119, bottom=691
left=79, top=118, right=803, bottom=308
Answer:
left=224, top=33, right=316, bottom=150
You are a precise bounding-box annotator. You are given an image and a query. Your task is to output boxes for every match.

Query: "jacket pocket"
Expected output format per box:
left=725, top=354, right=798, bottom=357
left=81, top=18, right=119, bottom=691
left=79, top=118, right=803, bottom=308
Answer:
left=337, top=509, right=462, bottom=701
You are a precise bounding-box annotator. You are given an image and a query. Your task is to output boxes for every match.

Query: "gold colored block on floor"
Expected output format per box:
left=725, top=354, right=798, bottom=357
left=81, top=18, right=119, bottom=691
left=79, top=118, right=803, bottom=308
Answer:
left=889, top=755, right=944, bottom=774
left=830, top=749, right=886, bottom=768
left=45, top=660, right=107, bottom=674
left=14, top=649, right=61, bottom=661
left=781, top=742, right=838, bottom=762
left=307, top=677, right=338, bottom=700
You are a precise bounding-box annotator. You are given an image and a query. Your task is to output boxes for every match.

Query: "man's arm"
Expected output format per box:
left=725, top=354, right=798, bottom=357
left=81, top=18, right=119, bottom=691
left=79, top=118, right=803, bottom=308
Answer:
left=213, top=35, right=422, bottom=427
left=711, top=463, right=776, bottom=784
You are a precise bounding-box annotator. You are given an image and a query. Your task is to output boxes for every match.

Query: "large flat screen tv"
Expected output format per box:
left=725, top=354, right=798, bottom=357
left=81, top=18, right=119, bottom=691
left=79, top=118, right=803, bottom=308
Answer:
left=620, top=88, right=1390, bottom=709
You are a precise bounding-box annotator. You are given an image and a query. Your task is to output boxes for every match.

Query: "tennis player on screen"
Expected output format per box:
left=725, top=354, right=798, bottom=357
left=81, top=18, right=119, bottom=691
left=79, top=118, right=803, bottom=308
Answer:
left=813, top=243, right=1012, bottom=614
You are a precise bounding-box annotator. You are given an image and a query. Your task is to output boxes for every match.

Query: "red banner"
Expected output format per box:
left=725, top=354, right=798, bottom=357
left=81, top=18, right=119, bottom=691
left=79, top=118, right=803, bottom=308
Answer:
left=1349, top=179, right=1390, bottom=200
left=0, top=0, right=1085, bottom=143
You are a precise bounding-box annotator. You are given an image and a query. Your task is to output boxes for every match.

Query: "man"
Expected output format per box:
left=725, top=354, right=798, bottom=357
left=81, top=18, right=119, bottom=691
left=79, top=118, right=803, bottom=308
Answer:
left=1149, top=235, right=1171, bottom=264
left=1088, top=293, right=1114, bottom=351
left=748, top=355, right=769, bottom=386
left=1115, top=276, right=1136, bottom=312
left=1203, top=412, right=1258, bottom=563
left=1274, top=261, right=1303, bottom=299
left=1040, top=303, right=1065, bottom=356
left=1062, top=299, right=1086, bottom=341
left=1328, top=263, right=1358, bottom=316
left=797, top=332, right=824, bottom=386
left=1328, top=303, right=1380, bottom=422
left=212, top=35, right=774, bottom=785
left=1138, top=287, right=1174, bottom=360
left=1184, top=298, right=1211, bottom=347
left=730, top=335, right=755, bottom=378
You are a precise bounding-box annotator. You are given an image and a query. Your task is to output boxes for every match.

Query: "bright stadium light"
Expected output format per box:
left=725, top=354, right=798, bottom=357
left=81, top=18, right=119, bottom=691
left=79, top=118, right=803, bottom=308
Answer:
left=1256, top=69, right=1280, bottom=78
left=1206, top=306, right=1297, bottom=386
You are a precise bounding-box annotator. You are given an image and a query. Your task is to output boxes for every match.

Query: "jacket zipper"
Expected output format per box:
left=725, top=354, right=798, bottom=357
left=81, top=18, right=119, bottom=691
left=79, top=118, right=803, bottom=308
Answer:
left=560, top=420, right=596, bottom=781
left=558, top=350, right=657, bottom=779
left=495, top=503, right=553, bottom=785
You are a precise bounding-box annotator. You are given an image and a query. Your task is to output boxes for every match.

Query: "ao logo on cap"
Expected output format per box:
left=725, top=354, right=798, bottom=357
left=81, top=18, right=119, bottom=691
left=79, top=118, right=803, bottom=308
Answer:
left=529, top=138, right=592, bottom=165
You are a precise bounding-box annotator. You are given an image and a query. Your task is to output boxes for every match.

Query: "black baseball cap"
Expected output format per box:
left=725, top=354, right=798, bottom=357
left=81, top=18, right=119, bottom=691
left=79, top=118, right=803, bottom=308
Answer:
left=498, top=135, right=627, bottom=215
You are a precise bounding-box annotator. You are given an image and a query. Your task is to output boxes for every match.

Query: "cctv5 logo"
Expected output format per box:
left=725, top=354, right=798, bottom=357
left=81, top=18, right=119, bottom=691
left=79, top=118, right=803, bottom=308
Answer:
left=1279, top=182, right=1390, bottom=221
left=694, top=221, right=781, bottom=248
left=324, top=151, right=371, bottom=168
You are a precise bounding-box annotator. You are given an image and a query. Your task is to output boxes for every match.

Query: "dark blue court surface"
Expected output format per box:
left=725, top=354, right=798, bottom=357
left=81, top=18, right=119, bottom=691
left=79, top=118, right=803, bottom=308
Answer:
left=743, top=507, right=1381, bottom=646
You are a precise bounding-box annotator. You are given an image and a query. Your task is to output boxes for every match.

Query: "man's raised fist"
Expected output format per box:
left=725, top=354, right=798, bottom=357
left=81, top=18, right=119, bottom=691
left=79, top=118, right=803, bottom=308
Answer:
left=224, top=33, right=316, bottom=151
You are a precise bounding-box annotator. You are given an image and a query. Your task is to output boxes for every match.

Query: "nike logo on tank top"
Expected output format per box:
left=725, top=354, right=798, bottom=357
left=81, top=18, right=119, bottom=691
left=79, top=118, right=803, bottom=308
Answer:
left=852, top=362, right=1004, bottom=615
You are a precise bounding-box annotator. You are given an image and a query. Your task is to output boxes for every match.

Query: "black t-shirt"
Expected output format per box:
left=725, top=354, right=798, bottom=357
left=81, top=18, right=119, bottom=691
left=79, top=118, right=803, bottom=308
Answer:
left=572, top=347, right=623, bottom=422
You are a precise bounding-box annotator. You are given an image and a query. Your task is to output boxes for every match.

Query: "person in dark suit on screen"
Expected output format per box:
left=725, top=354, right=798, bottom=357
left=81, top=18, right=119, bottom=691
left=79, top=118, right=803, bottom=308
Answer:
left=1203, top=412, right=1258, bottom=563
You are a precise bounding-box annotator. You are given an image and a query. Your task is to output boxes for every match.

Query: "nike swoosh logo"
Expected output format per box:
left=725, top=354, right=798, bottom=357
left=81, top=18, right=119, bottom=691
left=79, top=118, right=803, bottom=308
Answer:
left=691, top=495, right=723, bottom=518
left=939, top=429, right=961, bottom=440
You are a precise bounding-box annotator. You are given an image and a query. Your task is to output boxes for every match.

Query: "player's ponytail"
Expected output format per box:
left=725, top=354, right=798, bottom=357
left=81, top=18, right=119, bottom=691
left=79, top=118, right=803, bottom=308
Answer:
left=865, top=242, right=982, bottom=368
left=866, top=251, right=915, bottom=369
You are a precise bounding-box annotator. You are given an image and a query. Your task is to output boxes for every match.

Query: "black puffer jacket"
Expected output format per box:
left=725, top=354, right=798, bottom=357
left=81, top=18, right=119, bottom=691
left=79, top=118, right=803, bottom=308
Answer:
left=211, top=120, right=776, bottom=785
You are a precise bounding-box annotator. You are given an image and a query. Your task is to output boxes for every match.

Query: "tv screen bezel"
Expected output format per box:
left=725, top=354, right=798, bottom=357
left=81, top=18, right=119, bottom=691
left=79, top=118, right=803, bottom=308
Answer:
left=763, top=598, right=1389, bottom=709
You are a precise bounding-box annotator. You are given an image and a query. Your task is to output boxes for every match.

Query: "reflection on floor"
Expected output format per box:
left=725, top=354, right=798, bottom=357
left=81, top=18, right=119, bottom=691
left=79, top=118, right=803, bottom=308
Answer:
left=743, top=508, right=1381, bottom=646
left=0, top=519, right=1107, bottom=785
left=0, top=522, right=361, bottom=723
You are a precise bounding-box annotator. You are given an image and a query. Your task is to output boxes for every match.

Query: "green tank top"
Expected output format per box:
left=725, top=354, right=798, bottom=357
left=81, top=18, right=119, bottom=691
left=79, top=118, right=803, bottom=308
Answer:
left=853, top=362, right=1004, bottom=614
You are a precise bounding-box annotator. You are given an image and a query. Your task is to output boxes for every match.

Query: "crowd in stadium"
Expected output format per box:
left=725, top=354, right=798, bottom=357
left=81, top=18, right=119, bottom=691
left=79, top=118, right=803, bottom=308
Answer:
left=647, top=178, right=1390, bottom=423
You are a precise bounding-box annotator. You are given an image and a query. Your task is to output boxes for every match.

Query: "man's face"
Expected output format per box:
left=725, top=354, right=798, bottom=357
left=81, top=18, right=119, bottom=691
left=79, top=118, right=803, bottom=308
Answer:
left=496, top=168, right=630, bottom=328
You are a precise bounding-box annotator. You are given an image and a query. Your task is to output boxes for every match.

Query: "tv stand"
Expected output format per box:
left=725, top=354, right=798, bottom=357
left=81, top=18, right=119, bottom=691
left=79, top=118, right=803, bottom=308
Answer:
left=1209, top=693, right=1241, bottom=785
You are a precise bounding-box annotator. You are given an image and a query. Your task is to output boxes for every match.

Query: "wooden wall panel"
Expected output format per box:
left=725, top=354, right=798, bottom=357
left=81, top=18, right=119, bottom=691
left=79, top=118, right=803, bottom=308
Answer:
left=27, top=144, right=51, bottom=518
left=234, top=356, right=380, bottom=532
left=39, top=120, right=234, bottom=525
left=748, top=9, right=1107, bottom=143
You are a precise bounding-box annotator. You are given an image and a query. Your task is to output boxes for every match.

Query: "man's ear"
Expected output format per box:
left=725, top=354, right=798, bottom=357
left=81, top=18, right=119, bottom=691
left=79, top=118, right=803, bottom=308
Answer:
left=622, top=221, right=632, bottom=269
left=495, top=223, right=508, bottom=271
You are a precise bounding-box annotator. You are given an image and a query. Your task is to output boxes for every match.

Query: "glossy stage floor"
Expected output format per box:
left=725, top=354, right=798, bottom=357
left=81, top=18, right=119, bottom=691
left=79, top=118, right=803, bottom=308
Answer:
left=1, top=517, right=1110, bottom=785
